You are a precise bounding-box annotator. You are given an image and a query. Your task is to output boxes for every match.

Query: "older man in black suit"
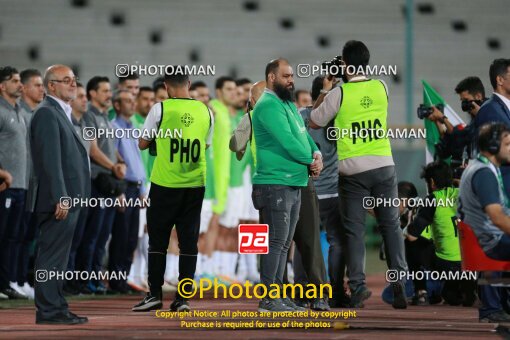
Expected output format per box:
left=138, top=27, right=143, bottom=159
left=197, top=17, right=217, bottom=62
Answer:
left=30, top=64, right=90, bottom=325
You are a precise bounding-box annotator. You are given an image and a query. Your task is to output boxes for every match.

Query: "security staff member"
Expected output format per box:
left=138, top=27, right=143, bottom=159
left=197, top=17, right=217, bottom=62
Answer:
left=310, top=40, right=408, bottom=309
left=133, top=71, right=213, bottom=312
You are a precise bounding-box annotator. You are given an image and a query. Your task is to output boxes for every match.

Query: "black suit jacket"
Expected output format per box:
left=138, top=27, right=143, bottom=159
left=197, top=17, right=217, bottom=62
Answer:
left=474, top=93, right=510, bottom=196
left=29, top=96, right=90, bottom=213
left=474, top=93, right=510, bottom=128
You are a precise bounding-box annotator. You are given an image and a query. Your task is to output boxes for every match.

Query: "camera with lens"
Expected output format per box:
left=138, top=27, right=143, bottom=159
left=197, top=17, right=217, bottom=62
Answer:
left=321, top=55, right=343, bottom=76
left=417, top=103, right=444, bottom=120
left=461, top=99, right=484, bottom=112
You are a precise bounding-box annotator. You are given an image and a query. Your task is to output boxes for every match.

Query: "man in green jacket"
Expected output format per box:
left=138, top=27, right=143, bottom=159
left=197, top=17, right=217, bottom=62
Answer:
left=252, top=58, right=323, bottom=312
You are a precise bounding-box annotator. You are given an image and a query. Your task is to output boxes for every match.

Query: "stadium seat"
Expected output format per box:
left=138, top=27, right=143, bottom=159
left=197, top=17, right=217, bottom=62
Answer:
left=458, top=220, right=510, bottom=271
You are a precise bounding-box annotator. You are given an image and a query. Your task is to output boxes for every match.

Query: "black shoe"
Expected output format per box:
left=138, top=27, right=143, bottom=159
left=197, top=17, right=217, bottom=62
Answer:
left=480, top=311, right=510, bottom=323
left=94, top=282, right=108, bottom=295
left=36, top=312, right=82, bottom=325
left=132, top=293, right=163, bottom=312
left=113, top=281, right=130, bottom=295
left=330, top=292, right=351, bottom=308
left=1, top=287, right=29, bottom=300
left=76, top=282, right=94, bottom=295
left=349, top=285, right=372, bottom=308
left=392, top=282, right=407, bottom=309
left=294, top=298, right=310, bottom=309
left=411, top=291, right=429, bottom=306
left=170, top=298, right=190, bottom=312
left=462, top=290, right=477, bottom=307
left=311, top=297, right=330, bottom=311
left=63, top=282, right=80, bottom=296
left=66, top=311, right=88, bottom=324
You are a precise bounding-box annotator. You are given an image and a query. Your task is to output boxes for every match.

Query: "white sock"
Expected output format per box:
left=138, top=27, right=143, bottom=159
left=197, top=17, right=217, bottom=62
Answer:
left=229, top=253, right=239, bottom=278
left=171, top=254, right=179, bottom=282
left=236, top=255, right=247, bottom=281
left=141, top=233, right=149, bottom=280
left=212, top=251, right=223, bottom=275
left=246, top=254, right=259, bottom=278
left=164, top=254, right=173, bottom=282
left=203, top=255, right=213, bottom=275
left=128, top=237, right=143, bottom=282
left=195, top=253, right=203, bottom=276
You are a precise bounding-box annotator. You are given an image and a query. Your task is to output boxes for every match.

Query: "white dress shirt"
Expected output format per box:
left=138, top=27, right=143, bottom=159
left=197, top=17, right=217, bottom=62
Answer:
left=494, top=92, right=510, bottom=112
left=47, top=95, right=73, bottom=123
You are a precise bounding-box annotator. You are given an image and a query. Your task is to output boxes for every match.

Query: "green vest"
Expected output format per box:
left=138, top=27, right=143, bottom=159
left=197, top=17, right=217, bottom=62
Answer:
left=131, top=113, right=155, bottom=184
left=249, top=110, right=257, bottom=168
left=334, top=80, right=392, bottom=160
left=431, top=187, right=460, bottom=261
left=151, top=98, right=211, bottom=188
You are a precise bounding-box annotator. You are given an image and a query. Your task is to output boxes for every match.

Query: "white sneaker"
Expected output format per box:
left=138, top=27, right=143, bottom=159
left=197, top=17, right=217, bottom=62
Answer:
left=0, top=292, right=8, bottom=300
left=10, top=282, right=28, bottom=298
left=20, top=282, right=34, bottom=299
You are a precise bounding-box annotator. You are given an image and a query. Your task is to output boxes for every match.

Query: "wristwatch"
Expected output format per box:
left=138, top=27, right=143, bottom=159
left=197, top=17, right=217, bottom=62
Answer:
left=320, top=89, right=329, bottom=94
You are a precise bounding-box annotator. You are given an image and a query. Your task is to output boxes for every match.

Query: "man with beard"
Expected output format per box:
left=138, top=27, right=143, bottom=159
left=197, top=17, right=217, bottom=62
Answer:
left=252, top=58, right=323, bottom=312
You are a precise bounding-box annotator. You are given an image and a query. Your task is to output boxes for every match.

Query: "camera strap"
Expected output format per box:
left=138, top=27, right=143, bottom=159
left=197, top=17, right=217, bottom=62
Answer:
left=478, top=155, right=509, bottom=207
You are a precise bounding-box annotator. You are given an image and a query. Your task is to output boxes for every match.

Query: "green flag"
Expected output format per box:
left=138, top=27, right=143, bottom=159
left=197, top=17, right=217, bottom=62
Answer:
left=422, top=80, right=465, bottom=163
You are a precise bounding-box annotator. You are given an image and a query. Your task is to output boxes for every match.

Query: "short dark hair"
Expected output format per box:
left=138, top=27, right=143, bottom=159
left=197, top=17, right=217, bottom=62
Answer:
left=190, top=81, right=207, bottom=91
left=118, top=72, right=139, bottom=84
left=489, top=58, right=510, bottom=90
left=478, top=122, right=510, bottom=153
left=398, top=181, right=418, bottom=199
left=20, top=69, right=42, bottom=84
left=294, top=89, right=309, bottom=102
left=76, top=81, right=84, bottom=88
left=215, top=76, right=235, bottom=90
left=153, top=81, right=165, bottom=93
left=164, top=68, right=189, bottom=87
left=138, top=86, right=154, bottom=96
left=152, top=76, right=165, bottom=88
left=420, top=161, right=453, bottom=190
left=86, top=76, right=110, bottom=100
left=342, top=40, right=370, bottom=68
left=236, top=78, right=252, bottom=87
left=311, top=76, right=325, bottom=102
left=0, top=66, right=19, bottom=82
left=265, top=59, right=282, bottom=82
left=454, top=76, right=485, bottom=97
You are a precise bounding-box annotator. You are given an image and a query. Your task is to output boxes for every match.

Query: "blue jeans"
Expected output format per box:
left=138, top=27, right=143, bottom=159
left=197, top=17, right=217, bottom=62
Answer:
left=252, top=184, right=301, bottom=290
left=382, top=279, right=443, bottom=305
left=76, top=181, right=116, bottom=281
left=486, top=234, right=510, bottom=261
left=108, top=185, right=140, bottom=288
left=478, top=272, right=510, bottom=319
left=18, top=211, right=38, bottom=285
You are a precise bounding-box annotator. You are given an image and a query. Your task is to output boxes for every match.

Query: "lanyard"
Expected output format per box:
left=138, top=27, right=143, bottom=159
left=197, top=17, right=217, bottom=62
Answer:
left=478, top=155, right=509, bottom=207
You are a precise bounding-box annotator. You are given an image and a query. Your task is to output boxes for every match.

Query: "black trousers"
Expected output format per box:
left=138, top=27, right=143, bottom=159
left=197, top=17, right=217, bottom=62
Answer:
left=292, top=179, right=327, bottom=288
left=34, top=210, right=79, bottom=319
left=405, top=237, right=435, bottom=292
left=434, top=255, right=477, bottom=305
left=146, top=183, right=204, bottom=298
